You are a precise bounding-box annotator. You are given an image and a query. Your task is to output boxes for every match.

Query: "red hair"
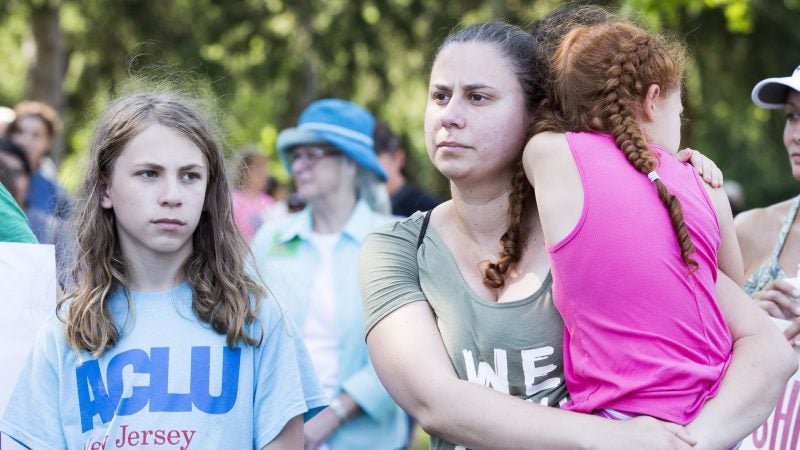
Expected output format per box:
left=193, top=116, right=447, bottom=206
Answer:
left=535, top=20, right=697, bottom=270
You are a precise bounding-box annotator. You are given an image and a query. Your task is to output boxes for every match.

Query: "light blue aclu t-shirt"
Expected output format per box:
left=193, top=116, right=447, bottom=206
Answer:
left=0, top=283, right=327, bottom=450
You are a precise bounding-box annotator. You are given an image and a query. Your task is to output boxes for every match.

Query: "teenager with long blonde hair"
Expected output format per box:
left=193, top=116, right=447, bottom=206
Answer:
left=1, top=92, right=325, bottom=449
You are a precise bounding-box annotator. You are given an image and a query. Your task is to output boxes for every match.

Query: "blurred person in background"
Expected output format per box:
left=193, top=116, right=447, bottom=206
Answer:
left=7, top=101, right=70, bottom=218
left=0, top=158, right=18, bottom=203
left=0, top=138, right=37, bottom=244
left=261, top=175, right=297, bottom=221
left=374, top=122, right=442, bottom=216
left=0, top=138, right=60, bottom=245
left=0, top=138, right=67, bottom=283
left=0, top=138, right=29, bottom=207
left=251, top=99, right=407, bottom=450
left=0, top=177, right=36, bottom=243
left=736, top=65, right=800, bottom=346
left=231, top=148, right=275, bottom=241
left=286, top=191, right=307, bottom=214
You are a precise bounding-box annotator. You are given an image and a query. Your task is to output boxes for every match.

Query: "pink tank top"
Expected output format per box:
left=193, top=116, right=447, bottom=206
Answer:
left=550, top=132, right=732, bottom=424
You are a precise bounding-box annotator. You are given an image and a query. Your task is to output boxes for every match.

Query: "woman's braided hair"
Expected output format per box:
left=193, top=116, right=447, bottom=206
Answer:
left=436, top=22, right=540, bottom=289
left=482, top=6, right=616, bottom=288
left=535, top=20, right=697, bottom=270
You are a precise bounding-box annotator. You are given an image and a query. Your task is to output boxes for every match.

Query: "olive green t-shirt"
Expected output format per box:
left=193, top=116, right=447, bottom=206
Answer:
left=360, top=212, right=567, bottom=450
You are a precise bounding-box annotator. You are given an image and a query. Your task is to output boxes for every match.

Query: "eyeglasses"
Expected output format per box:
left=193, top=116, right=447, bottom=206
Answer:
left=286, top=146, right=340, bottom=165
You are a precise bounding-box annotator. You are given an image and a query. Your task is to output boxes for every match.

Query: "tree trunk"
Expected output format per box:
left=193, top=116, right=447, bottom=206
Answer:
left=25, top=0, right=66, bottom=163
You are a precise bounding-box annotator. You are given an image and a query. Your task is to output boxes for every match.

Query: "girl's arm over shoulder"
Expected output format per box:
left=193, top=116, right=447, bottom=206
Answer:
left=704, top=184, right=745, bottom=284
left=522, top=132, right=582, bottom=245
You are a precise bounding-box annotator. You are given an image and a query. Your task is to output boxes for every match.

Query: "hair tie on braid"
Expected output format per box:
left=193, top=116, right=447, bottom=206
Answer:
left=647, top=170, right=660, bottom=182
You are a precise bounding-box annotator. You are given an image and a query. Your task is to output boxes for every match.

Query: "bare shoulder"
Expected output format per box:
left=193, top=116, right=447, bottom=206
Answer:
left=428, top=200, right=454, bottom=233
left=735, top=198, right=795, bottom=269
left=524, top=131, right=568, bottom=157
left=522, top=131, right=570, bottom=176
left=703, top=184, right=730, bottom=213
left=701, top=185, right=745, bottom=282
left=735, top=198, right=794, bottom=239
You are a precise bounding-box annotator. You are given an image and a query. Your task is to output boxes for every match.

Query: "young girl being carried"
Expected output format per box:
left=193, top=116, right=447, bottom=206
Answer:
left=523, top=19, right=796, bottom=450
left=0, top=92, right=326, bottom=449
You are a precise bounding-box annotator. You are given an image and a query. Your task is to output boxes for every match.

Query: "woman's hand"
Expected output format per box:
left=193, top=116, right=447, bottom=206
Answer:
left=753, top=279, right=800, bottom=345
left=783, top=320, right=800, bottom=347
left=753, top=279, right=800, bottom=319
left=596, top=416, right=696, bottom=450
left=677, top=148, right=722, bottom=188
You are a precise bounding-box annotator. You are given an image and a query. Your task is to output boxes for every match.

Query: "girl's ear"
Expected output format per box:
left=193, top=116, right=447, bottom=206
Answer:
left=642, top=84, right=661, bottom=123
left=99, top=178, right=113, bottom=209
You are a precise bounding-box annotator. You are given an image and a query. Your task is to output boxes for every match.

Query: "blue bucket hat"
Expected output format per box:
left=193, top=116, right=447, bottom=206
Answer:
left=276, top=98, right=387, bottom=181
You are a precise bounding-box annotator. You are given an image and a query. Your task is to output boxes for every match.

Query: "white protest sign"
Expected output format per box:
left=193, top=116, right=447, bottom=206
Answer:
left=0, top=243, right=57, bottom=449
left=741, top=318, right=800, bottom=450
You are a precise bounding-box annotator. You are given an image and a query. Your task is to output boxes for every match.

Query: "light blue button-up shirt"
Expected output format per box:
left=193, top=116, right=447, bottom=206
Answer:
left=251, top=200, right=408, bottom=450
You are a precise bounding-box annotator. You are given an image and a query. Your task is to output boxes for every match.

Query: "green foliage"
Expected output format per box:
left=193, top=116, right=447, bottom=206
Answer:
left=0, top=3, right=29, bottom=105
left=666, top=1, right=800, bottom=207
left=1, top=0, right=799, bottom=208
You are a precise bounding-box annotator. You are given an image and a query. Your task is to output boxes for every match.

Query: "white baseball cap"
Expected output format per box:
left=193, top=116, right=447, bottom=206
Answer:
left=752, top=65, right=800, bottom=109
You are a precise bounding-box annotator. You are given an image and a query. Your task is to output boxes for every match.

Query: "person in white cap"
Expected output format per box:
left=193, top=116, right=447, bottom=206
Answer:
left=735, top=65, right=800, bottom=346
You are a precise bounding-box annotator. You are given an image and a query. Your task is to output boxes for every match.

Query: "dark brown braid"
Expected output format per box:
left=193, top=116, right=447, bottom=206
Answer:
left=481, top=6, right=616, bottom=289
left=536, top=21, right=697, bottom=270
left=484, top=160, right=533, bottom=288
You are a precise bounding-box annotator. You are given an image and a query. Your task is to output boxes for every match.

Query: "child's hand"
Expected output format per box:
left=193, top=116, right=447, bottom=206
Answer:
left=677, top=148, right=723, bottom=188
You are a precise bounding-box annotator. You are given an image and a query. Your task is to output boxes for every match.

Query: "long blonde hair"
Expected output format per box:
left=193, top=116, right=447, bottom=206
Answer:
left=60, top=92, right=266, bottom=357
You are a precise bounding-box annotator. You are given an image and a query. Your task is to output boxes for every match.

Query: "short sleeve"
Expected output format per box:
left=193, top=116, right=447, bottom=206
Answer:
left=0, top=184, right=37, bottom=244
left=0, top=316, right=66, bottom=449
left=358, top=214, right=429, bottom=336
left=252, top=297, right=327, bottom=449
